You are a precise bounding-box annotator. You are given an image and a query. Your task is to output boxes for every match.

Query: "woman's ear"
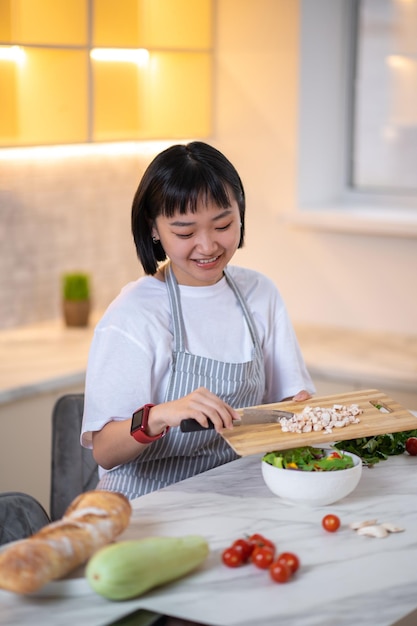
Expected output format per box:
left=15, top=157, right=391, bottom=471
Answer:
left=151, top=224, right=159, bottom=241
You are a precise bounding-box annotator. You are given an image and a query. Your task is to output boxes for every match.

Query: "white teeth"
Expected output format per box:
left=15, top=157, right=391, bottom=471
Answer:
left=197, top=257, right=217, bottom=264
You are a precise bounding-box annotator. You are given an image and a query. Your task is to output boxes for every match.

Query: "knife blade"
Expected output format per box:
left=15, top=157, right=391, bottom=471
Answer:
left=180, top=408, right=295, bottom=432
left=235, top=408, right=296, bottom=425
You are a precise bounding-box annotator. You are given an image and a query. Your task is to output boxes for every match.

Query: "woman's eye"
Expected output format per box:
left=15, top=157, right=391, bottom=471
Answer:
left=175, top=232, right=193, bottom=239
left=216, top=222, right=232, bottom=231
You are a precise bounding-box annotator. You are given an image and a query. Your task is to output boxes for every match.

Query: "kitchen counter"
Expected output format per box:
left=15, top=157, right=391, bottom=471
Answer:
left=0, top=316, right=99, bottom=404
left=296, top=325, right=417, bottom=394
left=1, top=451, right=417, bottom=625
left=0, top=317, right=416, bottom=405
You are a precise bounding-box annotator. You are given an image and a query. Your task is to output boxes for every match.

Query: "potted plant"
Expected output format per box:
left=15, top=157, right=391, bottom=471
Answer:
left=62, top=272, right=91, bottom=327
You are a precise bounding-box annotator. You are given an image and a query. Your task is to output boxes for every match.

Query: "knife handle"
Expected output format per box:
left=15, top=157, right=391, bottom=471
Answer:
left=180, top=418, right=215, bottom=432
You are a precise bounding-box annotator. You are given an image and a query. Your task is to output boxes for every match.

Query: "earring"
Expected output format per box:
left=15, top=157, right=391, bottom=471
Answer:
left=152, top=236, right=160, bottom=244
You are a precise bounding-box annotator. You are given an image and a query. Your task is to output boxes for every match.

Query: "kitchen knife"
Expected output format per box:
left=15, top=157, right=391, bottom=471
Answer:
left=180, top=408, right=295, bottom=432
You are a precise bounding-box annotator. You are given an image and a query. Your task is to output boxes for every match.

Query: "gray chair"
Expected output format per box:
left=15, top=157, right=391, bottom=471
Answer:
left=50, top=394, right=98, bottom=521
left=0, top=492, right=51, bottom=546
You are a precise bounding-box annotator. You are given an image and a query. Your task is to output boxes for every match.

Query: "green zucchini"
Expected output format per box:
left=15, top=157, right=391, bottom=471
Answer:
left=85, top=535, right=209, bottom=600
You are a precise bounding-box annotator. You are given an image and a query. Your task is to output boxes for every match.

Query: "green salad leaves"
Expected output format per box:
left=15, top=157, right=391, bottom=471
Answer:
left=334, top=429, right=417, bottom=467
left=262, top=447, right=354, bottom=472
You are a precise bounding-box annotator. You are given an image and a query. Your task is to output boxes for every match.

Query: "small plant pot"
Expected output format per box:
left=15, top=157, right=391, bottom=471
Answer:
left=63, top=300, right=91, bottom=327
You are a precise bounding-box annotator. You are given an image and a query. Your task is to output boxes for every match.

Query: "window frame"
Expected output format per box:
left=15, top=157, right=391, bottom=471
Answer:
left=291, top=0, right=417, bottom=237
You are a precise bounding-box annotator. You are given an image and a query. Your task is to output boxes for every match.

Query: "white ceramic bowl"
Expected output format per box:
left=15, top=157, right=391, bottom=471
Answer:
left=261, top=449, right=362, bottom=506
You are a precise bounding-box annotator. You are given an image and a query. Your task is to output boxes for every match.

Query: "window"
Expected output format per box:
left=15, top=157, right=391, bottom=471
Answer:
left=353, top=0, right=417, bottom=194
left=294, top=0, right=417, bottom=236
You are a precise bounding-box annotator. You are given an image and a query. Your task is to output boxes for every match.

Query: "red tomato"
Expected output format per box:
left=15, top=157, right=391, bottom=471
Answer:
left=232, top=538, right=254, bottom=562
left=248, top=533, right=275, bottom=551
left=269, top=560, right=292, bottom=583
left=322, top=514, right=341, bottom=533
left=276, top=552, right=300, bottom=574
left=406, top=437, right=417, bottom=456
left=251, top=545, right=275, bottom=569
left=222, top=546, right=244, bottom=568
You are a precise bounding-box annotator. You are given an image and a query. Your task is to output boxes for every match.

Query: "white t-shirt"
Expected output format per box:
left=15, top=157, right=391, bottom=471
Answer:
left=81, top=265, right=315, bottom=449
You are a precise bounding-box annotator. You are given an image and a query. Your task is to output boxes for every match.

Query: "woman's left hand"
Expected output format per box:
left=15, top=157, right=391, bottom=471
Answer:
left=290, top=390, right=313, bottom=402
left=292, top=389, right=312, bottom=402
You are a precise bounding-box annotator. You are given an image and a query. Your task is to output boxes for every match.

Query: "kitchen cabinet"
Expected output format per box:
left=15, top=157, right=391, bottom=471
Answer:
left=92, top=50, right=211, bottom=141
left=92, top=0, right=212, bottom=48
left=0, top=0, right=212, bottom=146
left=0, top=48, right=89, bottom=146
left=0, top=0, right=87, bottom=45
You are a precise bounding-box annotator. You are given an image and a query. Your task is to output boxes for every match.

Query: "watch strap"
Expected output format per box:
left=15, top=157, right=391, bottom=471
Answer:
left=130, top=404, right=169, bottom=444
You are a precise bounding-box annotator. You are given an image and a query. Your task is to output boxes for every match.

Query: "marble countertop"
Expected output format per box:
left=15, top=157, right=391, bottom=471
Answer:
left=1, top=451, right=417, bottom=626
left=0, top=316, right=415, bottom=405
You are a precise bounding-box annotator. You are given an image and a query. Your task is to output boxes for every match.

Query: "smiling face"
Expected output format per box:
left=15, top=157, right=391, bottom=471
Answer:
left=152, top=195, right=241, bottom=286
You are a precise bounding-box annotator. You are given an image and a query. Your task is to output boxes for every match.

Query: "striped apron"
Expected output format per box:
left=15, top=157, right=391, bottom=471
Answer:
left=99, top=263, right=265, bottom=499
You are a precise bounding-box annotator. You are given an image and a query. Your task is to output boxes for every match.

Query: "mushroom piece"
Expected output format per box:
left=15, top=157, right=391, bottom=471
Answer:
left=357, top=525, right=389, bottom=538
left=380, top=523, right=404, bottom=533
left=349, top=519, right=378, bottom=530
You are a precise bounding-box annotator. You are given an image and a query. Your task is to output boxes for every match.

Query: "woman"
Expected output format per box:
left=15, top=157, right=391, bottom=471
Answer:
left=81, top=142, right=315, bottom=499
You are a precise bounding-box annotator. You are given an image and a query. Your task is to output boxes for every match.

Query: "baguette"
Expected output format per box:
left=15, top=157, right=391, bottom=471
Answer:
left=0, top=490, right=132, bottom=594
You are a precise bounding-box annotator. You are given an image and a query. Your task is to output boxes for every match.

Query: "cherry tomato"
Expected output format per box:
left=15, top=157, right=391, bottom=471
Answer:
left=322, top=514, right=341, bottom=533
left=269, top=560, right=292, bottom=583
left=251, top=545, right=275, bottom=569
left=276, top=552, right=300, bottom=574
left=222, top=546, right=244, bottom=568
left=232, top=538, right=254, bottom=562
left=248, top=533, right=275, bottom=551
left=406, top=437, right=417, bottom=456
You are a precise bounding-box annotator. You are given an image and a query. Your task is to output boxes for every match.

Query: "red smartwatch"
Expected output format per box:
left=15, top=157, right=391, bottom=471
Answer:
left=130, top=404, right=170, bottom=444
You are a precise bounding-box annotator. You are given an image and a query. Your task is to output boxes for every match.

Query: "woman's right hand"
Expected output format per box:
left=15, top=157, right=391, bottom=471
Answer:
left=147, top=387, right=241, bottom=435
left=92, top=387, right=240, bottom=470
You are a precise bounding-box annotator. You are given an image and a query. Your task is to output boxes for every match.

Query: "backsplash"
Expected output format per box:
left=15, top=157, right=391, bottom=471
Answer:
left=0, top=144, right=166, bottom=330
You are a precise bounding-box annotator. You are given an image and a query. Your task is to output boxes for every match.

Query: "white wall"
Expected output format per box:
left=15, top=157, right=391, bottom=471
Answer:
left=214, top=0, right=417, bottom=335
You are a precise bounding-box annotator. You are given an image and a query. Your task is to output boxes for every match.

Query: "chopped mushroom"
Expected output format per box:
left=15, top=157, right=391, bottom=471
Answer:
left=351, top=519, right=405, bottom=538
left=380, top=523, right=405, bottom=533
left=349, top=519, right=378, bottom=530
left=357, top=525, right=389, bottom=538
left=280, top=404, right=362, bottom=434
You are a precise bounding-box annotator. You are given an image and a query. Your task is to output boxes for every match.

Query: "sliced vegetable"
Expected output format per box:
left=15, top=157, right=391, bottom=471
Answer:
left=262, top=447, right=354, bottom=472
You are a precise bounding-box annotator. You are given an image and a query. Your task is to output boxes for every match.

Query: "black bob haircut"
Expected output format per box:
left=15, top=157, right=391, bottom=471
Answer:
left=131, top=141, right=246, bottom=275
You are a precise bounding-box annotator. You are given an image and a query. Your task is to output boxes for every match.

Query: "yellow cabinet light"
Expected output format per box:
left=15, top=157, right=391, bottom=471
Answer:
left=92, top=50, right=211, bottom=140
left=93, top=0, right=212, bottom=49
left=0, top=0, right=212, bottom=146
left=92, top=54, right=145, bottom=141
left=0, top=48, right=88, bottom=146
left=0, top=0, right=87, bottom=45
left=141, top=52, right=212, bottom=139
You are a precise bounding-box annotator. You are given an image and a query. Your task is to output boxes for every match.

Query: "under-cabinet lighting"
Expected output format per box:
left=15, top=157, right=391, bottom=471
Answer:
left=0, top=141, right=182, bottom=161
left=90, top=48, right=149, bottom=66
left=0, top=45, right=25, bottom=64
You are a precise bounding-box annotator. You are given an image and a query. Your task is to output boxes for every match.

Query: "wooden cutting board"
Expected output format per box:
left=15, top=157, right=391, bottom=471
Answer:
left=220, top=389, right=417, bottom=456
